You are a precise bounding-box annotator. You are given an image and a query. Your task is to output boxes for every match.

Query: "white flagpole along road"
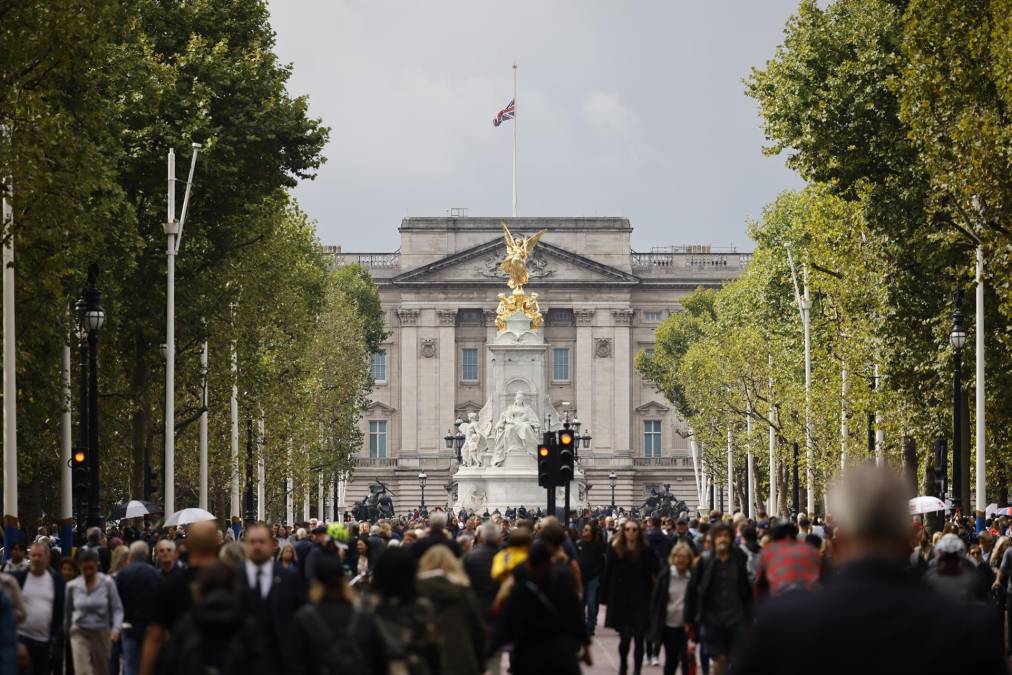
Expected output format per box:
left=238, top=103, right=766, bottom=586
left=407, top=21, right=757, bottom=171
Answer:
left=975, top=246, right=985, bottom=531
left=3, top=180, right=18, bottom=556
left=61, top=343, right=73, bottom=541
left=256, top=414, right=265, bottom=522
left=512, top=63, right=518, bottom=217
left=198, top=338, right=208, bottom=510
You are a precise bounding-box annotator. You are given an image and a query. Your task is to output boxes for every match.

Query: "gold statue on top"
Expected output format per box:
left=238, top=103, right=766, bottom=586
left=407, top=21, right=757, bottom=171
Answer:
left=500, top=223, right=546, bottom=290
left=495, top=222, right=547, bottom=332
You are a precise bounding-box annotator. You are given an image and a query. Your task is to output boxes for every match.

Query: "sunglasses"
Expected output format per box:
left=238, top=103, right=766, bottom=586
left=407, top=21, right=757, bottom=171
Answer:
left=624, top=526, right=639, bottom=532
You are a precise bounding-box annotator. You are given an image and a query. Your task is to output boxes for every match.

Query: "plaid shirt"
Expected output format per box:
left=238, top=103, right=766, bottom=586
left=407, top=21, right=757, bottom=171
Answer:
left=756, top=538, right=821, bottom=596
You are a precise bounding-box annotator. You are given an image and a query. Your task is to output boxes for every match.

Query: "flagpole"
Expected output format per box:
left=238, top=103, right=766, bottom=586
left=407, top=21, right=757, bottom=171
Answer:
left=512, top=63, right=517, bottom=217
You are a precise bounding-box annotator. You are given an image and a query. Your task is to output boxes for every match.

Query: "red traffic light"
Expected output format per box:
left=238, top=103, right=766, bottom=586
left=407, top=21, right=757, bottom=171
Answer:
left=73, top=450, right=87, bottom=464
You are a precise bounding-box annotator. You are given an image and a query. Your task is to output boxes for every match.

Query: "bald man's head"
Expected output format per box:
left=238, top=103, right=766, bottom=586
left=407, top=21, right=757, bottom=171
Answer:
left=186, top=521, right=220, bottom=562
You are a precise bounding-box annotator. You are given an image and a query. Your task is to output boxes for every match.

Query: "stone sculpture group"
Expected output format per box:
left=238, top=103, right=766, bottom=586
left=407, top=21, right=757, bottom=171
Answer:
left=459, top=391, right=542, bottom=468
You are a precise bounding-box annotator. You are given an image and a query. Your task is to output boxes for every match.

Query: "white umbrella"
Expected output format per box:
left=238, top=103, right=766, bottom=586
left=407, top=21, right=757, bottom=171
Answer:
left=163, top=508, right=216, bottom=527
left=107, top=500, right=161, bottom=520
left=909, top=496, right=946, bottom=515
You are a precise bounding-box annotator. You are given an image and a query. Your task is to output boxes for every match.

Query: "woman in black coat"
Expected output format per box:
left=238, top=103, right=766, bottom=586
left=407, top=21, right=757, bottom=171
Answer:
left=500, top=540, right=591, bottom=675
left=600, top=518, right=660, bottom=675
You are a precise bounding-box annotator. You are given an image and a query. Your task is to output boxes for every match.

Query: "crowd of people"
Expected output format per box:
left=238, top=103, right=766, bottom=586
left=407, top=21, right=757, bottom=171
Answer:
left=0, top=465, right=1009, bottom=674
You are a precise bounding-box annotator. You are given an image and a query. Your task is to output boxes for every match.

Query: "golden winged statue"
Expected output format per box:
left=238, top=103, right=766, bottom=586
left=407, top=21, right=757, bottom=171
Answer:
left=500, top=222, right=546, bottom=291
left=495, top=222, right=547, bottom=332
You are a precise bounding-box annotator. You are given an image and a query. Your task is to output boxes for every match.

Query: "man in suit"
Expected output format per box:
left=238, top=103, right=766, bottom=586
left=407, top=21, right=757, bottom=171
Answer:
left=241, top=522, right=306, bottom=671
left=13, top=542, right=65, bottom=675
left=733, top=466, right=1006, bottom=675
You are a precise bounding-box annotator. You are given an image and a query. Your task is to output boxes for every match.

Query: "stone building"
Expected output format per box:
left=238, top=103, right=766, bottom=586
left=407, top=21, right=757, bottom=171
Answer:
left=329, top=216, right=748, bottom=513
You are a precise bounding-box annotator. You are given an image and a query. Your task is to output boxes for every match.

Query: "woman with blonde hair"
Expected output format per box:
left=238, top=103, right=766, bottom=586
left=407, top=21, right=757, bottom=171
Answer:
left=600, top=517, right=660, bottom=675
left=648, top=543, right=693, bottom=675
left=417, top=545, right=486, bottom=675
left=109, top=545, right=130, bottom=576
left=989, top=535, right=1010, bottom=569
left=218, top=542, right=245, bottom=566
left=276, top=543, right=297, bottom=570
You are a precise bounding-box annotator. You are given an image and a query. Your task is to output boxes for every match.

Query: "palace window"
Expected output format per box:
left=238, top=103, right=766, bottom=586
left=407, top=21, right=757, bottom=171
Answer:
left=644, top=310, right=663, bottom=322
left=552, top=347, right=570, bottom=382
left=369, top=420, right=388, bottom=459
left=644, top=420, right=662, bottom=458
left=369, top=351, right=386, bottom=382
left=546, top=308, right=574, bottom=326
left=457, top=308, right=484, bottom=326
left=461, top=348, right=479, bottom=382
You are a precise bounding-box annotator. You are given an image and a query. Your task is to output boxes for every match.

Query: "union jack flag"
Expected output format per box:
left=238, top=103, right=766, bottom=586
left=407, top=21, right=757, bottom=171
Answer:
left=493, top=99, right=515, bottom=127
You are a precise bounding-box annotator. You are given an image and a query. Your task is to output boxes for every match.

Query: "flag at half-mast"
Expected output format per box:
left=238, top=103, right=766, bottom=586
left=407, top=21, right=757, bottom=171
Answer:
left=492, top=98, right=515, bottom=127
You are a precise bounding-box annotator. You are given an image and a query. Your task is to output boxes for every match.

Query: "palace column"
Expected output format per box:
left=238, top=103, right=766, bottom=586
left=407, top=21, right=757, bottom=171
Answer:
left=396, top=308, right=420, bottom=456
left=612, top=309, right=635, bottom=458
left=574, top=308, right=595, bottom=448
left=437, top=309, right=458, bottom=452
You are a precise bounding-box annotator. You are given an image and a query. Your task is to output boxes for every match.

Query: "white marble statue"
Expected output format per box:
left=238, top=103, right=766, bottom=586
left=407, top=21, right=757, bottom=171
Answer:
left=459, top=412, right=485, bottom=467
left=491, top=392, right=541, bottom=467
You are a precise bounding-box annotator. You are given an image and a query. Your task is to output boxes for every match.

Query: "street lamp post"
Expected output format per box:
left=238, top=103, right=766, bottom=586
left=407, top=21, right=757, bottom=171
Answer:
left=163, top=144, right=200, bottom=517
left=608, top=471, right=617, bottom=511
left=786, top=245, right=814, bottom=515
left=950, top=288, right=967, bottom=514
left=444, top=418, right=465, bottom=462
left=560, top=412, right=591, bottom=523
left=418, top=471, right=427, bottom=513
left=80, top=265, right=105, bottom=528
left=74, top=302, right=88, bottom=536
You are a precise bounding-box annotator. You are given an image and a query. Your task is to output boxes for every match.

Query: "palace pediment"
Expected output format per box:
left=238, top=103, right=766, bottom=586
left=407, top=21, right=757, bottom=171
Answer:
left=391, top=238, right=639, bottom=287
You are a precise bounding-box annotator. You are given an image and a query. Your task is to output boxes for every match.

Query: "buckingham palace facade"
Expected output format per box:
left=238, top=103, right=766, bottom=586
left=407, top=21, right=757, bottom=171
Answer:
left=329, top=216, right=748, bottom=512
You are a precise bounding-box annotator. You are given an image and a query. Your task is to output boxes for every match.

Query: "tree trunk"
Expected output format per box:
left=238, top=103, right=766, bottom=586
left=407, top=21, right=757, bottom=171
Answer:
left=777, top=461, right=789, bottom=519
left=130, top=331, right=151, bottom=499
left=901, top=435, right=917, bottom=497
left=922, top=450, right=937, bottom=498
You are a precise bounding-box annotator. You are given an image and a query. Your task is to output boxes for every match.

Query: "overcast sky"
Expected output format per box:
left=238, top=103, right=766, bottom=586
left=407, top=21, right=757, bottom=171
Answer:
left=268, top=1, right=806, bottom=252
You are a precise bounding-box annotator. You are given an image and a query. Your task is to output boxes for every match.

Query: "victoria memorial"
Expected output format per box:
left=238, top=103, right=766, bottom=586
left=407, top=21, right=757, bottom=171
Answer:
left=328, top=216, right=747, bottom=513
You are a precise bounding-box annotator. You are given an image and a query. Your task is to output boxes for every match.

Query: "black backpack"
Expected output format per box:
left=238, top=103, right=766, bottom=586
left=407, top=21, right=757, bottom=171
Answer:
left=300, top=605, right=368, bottom=675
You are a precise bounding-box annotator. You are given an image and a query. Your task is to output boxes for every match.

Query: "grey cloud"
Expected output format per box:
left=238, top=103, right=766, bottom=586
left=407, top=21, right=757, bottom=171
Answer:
left=268, top=0, right=805, bottom=252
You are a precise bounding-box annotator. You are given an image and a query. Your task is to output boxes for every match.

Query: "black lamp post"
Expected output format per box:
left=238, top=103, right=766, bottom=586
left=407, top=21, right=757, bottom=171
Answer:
left=560, top=412, right=592, bottom=523
left=244, top=417, right=255, bottom=523
left=950, top=288, right=967, bottom=513
left=418, top=471, right=427, bottom=513
left=79, top=265, right=105, bottom=529
left=608, top=471, right=617, bottom=510
left=444, top=418, right=465, bottom=462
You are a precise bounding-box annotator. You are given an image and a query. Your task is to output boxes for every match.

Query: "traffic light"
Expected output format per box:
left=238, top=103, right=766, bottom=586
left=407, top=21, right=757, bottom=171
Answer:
left=538, top=431, right=557, bottom=488
left=71, top=447, right=89, bottom=508
left=557, top=429, right=575, bottom=484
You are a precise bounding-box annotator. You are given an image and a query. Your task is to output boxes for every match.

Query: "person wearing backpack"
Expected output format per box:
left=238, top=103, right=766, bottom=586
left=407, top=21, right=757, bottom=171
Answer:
left=289, top=554, right=387, bottom=675
left=156, top=563, right=269, bottom=675
left=371, top=547, right=442, bottom=675
left=499, top=540, right=591, bottom=675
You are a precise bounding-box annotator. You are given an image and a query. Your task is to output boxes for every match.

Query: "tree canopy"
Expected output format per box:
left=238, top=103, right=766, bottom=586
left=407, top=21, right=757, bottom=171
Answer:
left=0, top=0, right=380, bottom=523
